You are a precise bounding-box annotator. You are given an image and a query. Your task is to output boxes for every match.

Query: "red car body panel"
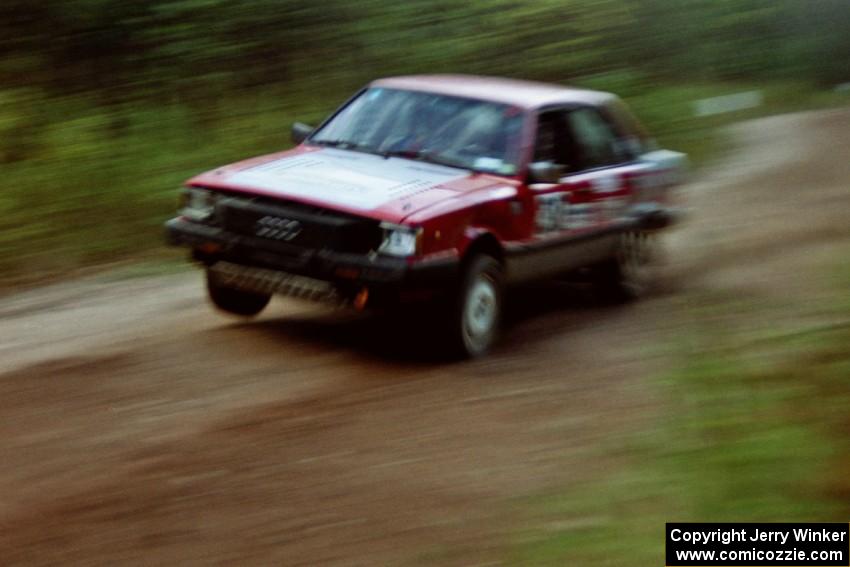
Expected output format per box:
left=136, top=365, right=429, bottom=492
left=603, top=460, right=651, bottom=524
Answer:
left=168, top=74, right=686, bottom=292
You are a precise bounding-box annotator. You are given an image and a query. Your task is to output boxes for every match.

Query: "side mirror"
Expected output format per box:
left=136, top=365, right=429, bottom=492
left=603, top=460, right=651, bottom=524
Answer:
left=291, top=122, right=313, bottom=145
left=527, top=161, right=565, bottom=184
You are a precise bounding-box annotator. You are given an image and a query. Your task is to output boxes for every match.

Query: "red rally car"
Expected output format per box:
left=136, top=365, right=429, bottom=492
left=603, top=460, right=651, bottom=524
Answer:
left=166, top=75, right=687, bottom=357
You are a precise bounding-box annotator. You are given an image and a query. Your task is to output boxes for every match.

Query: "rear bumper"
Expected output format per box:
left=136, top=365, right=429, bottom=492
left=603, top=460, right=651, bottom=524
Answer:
left=165, top=217, right=458, bottom=300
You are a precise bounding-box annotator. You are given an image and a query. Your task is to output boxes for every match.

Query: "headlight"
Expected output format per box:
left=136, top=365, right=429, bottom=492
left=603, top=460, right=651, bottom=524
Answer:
left=378, top=223, right=422, bottom=257
left=180, top=187, right=216, bottom=221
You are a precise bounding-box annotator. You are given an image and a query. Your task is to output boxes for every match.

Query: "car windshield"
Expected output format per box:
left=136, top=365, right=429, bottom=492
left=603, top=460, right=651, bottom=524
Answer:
left=309, top=87, right=524, bottom=175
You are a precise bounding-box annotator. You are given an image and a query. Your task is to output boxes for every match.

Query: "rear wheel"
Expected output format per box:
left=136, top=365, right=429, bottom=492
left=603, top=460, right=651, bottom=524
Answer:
left=594, top=230, right=656, bottom=302
left=206, top=268, right=271, bottom=317
left=446, top=254, right=504, bottom=358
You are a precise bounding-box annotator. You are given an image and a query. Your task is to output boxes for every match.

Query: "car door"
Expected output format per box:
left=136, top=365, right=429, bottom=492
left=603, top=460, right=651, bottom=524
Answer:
left=559, top=105, right=639, bottom=230
left=512, top=105, right=643, bottom=283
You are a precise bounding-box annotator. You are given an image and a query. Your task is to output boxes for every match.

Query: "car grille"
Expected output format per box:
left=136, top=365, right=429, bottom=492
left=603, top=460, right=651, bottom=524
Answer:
left=215, top=196, right=383, bottom=254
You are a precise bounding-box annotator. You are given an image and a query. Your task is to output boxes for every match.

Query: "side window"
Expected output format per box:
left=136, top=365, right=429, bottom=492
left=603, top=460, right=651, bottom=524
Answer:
left=566, top=107, right=626, bottom=169
left=603, top=99, right=657, bottom=157
left=533, top=110, right=581, bottom=171
left=533, top=111, right=560, bottom=164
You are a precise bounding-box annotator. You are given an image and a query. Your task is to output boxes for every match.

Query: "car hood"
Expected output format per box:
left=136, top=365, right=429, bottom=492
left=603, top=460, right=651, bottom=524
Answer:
left=188, top=147, right=502, bottom=223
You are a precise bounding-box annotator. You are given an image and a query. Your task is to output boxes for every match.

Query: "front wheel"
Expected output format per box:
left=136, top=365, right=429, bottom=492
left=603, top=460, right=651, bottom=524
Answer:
left=206, top=269, right=271, bottom=317
left=446, top=254, right=504, bottom=358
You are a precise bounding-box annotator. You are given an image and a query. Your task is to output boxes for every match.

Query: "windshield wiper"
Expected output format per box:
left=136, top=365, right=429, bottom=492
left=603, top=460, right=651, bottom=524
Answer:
left=381, top=148, right=427, bottom=160
left=381, top=148, right=469, bottom=170
left=311, top=139, right=378, bottom=154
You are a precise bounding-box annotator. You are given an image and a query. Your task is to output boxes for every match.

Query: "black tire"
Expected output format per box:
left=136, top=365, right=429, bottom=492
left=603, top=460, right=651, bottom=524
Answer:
left=206, top=269, right=271, bottom=317
left=445, top=254, right=504, bottom=358
left=593, top=230, right=656, bottom=302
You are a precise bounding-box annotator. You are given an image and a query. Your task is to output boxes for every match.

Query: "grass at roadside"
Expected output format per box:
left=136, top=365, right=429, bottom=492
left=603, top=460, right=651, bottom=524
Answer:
left=503, top=255, right=850, bottom=565
left=0, top=79, right=847, bottom=289
left=0, top=88, right=339, bottom=289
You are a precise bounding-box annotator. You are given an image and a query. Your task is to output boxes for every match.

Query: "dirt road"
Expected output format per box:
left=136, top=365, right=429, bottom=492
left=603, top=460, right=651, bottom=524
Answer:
left=1, top=109, right=848, bottom=565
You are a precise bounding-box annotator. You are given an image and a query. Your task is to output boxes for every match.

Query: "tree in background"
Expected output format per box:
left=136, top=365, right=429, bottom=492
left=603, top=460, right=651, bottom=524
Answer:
left=1, top=0, right=848, bottom=106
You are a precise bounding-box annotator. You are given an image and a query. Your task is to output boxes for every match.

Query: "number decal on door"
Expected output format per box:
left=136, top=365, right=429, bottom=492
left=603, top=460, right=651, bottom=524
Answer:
left=535, top=192, right=600, bottom=234
left=535, top=193, right=565, bottom=234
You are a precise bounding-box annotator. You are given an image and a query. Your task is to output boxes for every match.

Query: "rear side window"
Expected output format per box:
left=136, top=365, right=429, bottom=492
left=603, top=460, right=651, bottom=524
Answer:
left=566, top=107, right=625, bottom=169
left=603, top=98, right=656, bottom=157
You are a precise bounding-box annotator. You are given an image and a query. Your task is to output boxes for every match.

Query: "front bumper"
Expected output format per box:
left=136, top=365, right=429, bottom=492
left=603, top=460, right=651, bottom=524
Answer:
left=165, top=217, right=458, bottom=301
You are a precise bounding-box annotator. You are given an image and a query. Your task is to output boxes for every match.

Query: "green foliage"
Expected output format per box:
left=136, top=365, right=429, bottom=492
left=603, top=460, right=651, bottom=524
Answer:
left=506, top=283, right=850, bottom=565
left=0, top=0, right=848, bottom=285
left=2, top=1, right=848, bottom=98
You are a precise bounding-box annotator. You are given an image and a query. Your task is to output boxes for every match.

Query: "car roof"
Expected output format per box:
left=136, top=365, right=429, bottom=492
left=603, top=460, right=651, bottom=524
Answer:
left=371, top=74, right=615, bottom=110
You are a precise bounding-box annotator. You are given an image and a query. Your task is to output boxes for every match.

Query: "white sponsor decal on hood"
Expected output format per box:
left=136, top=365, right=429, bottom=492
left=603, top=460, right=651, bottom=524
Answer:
left=227, top=148, right=467, bottom=211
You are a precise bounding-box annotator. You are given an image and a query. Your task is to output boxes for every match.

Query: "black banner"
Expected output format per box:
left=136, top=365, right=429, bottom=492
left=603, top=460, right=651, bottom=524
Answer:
left=666, top=523, right=849, bottom=566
